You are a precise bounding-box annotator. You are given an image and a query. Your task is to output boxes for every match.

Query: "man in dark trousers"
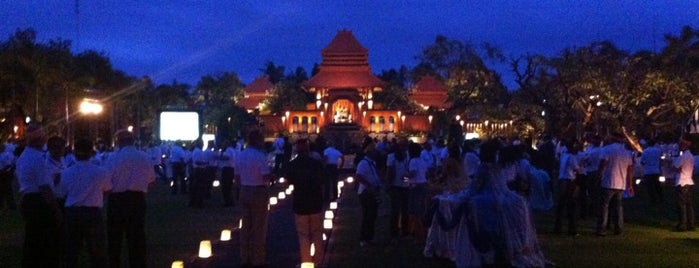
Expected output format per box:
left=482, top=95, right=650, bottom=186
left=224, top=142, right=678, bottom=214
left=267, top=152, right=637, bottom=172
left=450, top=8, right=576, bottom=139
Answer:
left=16, top=124, right=62, bottom=268
left=105, top=130, right=155, bottom=268
left=287, top=139, right=326, bottom=266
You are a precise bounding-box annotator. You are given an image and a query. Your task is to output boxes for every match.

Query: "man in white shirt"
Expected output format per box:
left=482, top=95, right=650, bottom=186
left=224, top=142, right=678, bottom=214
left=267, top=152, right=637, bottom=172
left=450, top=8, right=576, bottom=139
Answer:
left=61, top=138, right=112, bottom=267
left=596, top=132, right=634, bottom=236
left=673, top=136, right=695, bottom=231
left=355, top=142, right=382, bottom=247
left=235, top=130, right=273, bottom=267
left=323, top=141, right=345, bottom=203
left=641, top=139, right=664, bottom=204
left=104, top=130, right=155, bottom=268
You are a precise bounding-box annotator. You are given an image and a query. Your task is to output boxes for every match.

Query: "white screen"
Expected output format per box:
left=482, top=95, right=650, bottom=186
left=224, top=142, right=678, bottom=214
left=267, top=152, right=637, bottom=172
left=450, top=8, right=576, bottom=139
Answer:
left=159, top=111, right=200, bottom=141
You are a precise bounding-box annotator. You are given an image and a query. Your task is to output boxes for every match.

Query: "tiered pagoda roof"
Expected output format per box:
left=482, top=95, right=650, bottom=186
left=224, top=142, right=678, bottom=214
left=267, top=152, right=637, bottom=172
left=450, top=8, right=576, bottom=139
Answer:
left=304, top=30, right=385, bottom=89
left=410, top=74, right=450, bottom=109
left=238, top=75, right=273, bottom=110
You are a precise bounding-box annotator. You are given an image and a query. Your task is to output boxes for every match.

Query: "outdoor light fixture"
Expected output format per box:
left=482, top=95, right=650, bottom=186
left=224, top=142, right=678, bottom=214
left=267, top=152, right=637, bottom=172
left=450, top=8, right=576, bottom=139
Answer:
left=659, top=176, right=666, bottom=183
left=635, top=179, right=641, bottom=185
left=170, top=181, right=174, bottom=187
left=279, top=177, right=286, bottom=183
left=171, top=261, right=184, bottom=268
left=337, top=181, right=344, bottom=188
left=323, top=233, right=327, bottom=241
left=285, top=111, right=290, bottom=118
left=220, top=229, right=231, bottom=241
left=428, top=115, right=433, bottom=124
left=80, top=98, right=103, bottom=115
left=367, top=100, right=373, bottom=110
left=289, top=185, right=294, bottom=191
left=282, top=116, right=286, bottom=124
left=325, top=210, right=334, bottom=219
left=212, top=180, right=220, bottom=187
left=269, top=197, right=278, bottom=205
left=323, top=219, right=333, bottom=229
left=460, top=120, right=464, bottom=127
left=239, top=219, right=243, bottom=229
left=301, top=262, right=315, bottom=268
left=278, top=192, right=286, bottom=200
left=316, top=100, right=322, bottom=109
left=346, top=177, right=354, bottom=183
left=198, top=240, right=212, bottom=258
left=285, top=188, right=292, bottom=195
left=330, top=201, right=337, bottom=210
left=455, top=115, right=461, bottom=121
left=310, top=243, right=315, bottom=257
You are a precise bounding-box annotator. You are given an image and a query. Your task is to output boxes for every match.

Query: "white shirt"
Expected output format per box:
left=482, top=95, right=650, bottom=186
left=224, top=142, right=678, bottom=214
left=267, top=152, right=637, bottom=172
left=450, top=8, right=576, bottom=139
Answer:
left=408, top=157, right=428, bottom=184
left=220, top=147, right=237, bottom=168
left=323, top=146, right=343, bottom=166
left=420, top=149, right=435, bottom=168
left=235, top=147, right=270, bottom=186
left=62, top=161, right=112, bottom=207
left=582, top=145, right=602, bottom=174
left=600, top=143, right=633, bottom=190
left=641, top=146, right=662, bottom=175
left=386, top=152, right=410, bottom=187
left=105, top=146, right=155, bottom=193
left=16, top=147, right=52, bottom=194
left=558, top=153, right=580, bottom=180
left=673, top=150, right=694, bottom=186
left=356, top=157, right=381, bottom=194
left=273, top=137, right=285, bottom=155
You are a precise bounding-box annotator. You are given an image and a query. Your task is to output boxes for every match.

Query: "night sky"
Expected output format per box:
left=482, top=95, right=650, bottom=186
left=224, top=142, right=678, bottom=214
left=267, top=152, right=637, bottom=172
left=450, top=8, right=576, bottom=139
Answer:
left=2, top=1, right=698, bottom=89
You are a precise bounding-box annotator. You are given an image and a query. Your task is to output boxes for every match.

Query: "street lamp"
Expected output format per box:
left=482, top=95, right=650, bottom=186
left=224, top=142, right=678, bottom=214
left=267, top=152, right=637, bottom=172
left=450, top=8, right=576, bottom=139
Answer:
left=80, top=98, right=103, bottom=115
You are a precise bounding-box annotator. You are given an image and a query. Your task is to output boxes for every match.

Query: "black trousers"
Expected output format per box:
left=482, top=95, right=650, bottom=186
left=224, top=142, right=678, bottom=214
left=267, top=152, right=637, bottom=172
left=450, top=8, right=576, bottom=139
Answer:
left=107, top=191, right=146, bottom=268
left=554, top=180, right=579, bottom=234
left=0, top=171, right=16, bottom=209
left=221, top=167, right=236, bottom=206
left=645, top=173, right=663, bottom=203
left=359, top=190, right=379, bottom=242
left=389, top=186, right=409, bottom=237
left=64, top=206, right=107, bottom=268
left=171, top=162, right=187, bottom=194
left=189, top=168, right=207, bottom=208
left=325, top=164, right=339, bottom=202
left=676, top=185, right=695, bottom=230
left=20, top=193, right=61, bottom=268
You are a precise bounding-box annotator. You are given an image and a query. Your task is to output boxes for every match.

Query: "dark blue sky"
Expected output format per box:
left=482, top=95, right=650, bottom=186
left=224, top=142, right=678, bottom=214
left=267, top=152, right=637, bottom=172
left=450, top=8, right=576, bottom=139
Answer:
left=2, top=1, right=698, bottom=89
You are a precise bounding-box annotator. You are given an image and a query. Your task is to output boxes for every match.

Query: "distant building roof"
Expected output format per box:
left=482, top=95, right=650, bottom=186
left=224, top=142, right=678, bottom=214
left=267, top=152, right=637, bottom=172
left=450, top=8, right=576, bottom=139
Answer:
left=304, top=30, right=384, bottom=89
left=412, top=74, right=447, bottom=92
left=245, top=75, right=274, bottom=94
left=411, top=74, right=450, bottom=109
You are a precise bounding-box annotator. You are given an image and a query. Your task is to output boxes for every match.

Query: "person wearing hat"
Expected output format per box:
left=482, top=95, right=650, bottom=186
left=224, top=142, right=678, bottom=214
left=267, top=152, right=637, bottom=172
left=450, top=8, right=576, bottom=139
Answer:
left=15, top=123, right=62, bottom=267
left=61, top=138, right=112, bottom=267
left=672, top=135, right=695, bottom=231
left=596, top=132, right=634, bottom=236
left=104, top=129, right=155, bottom=268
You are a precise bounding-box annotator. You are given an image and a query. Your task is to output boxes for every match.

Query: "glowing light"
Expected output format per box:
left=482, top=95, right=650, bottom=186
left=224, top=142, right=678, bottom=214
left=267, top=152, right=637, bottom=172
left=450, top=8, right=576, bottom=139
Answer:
left=127, top=125, right=133, bottom=132
left=269, top=197, right=278, bottom=205
left=289, top=185, right=294, bottom=191
left=80, top=98, right=103, bottom=115
left=212, top=180, right=220, bottom=187
left=659, top=176, right=666, bottom=183
left=278, top=192, right=286, bottom=200
left=323, top=219, right=333, bottom=229
left=346, top=177, right=354, bottom=183
left=220, top=229, right=231, bottom=241
left=285, top=111, right=290, bottom=118
left=198, top=240, right=212, bottom=258
left=323, top=233, right=327, bottom=241
left=171, top=261, right=184, bottom=268
left=337, top=181, right=344, bottom=188
left=428, top=115, right=433, bottom=124
left=310, top=243, right=316, bottom=257
left=635, top=179, right=641, bottom=185
left=455, top=115, right=461, bottom=121
left=25, top=116, right=31, bottom=123
left=301, top=262, right=315, bottom=268
left=285, top=188, right=292, bottom=195
left=238, top=219, right=243, bottom=228
left=170, top=181, right=174, bottom=187
left=279, top=177, right=286, bottom=183
left=367, top=100, right=373, bottom=110
left=325, top=210, right=334, bottom=219
left=316, top=100, right=322, bottom=109
left=329, top=201, right=338, bottom=210
left=460, top=120, right=464, bottom=127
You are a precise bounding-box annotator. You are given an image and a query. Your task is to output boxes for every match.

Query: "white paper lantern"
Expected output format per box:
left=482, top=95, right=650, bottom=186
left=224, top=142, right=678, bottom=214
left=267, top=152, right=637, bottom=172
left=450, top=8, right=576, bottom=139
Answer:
left=220, top=229, right=231, bottom=241
left=198, top=240, right=212, bottom=258
left=324, top=210, right=334, bottom=219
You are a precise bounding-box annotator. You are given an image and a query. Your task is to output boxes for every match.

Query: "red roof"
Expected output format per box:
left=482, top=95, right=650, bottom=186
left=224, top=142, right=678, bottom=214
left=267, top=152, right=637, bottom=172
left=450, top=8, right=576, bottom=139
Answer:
left=322, top=29, right=368, bottom=54
left=412, top=74, right=447, bottom=92
left=245, top=75, right=273, bottom=94
left=305, top=70, right=385, bottom=88
left=304, top=30, right=384, bottom=89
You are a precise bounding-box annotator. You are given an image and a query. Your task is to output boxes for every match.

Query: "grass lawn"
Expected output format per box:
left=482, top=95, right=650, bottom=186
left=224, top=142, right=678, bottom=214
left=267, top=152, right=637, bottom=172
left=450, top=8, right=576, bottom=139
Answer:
left=2, top=179, right=699, bottom=267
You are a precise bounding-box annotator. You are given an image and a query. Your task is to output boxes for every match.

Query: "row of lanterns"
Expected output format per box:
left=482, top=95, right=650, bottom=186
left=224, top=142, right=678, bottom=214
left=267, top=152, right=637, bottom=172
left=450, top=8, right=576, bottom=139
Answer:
left=171, top=176, right=355, bottom=268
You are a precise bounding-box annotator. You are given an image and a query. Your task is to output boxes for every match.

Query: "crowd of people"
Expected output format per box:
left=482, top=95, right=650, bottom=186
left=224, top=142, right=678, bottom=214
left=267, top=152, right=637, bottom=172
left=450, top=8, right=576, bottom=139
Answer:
left=2, top=124, right=696, bottom=268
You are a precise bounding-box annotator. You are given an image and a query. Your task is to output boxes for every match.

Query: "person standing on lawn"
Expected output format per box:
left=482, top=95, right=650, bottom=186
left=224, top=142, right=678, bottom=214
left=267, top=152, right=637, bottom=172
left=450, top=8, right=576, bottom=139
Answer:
left=235, top=130, right=273, bottom=267
left=61, top=138, right=112, bottom=267
left=287, top=138, right=326, bottom=267
left=596, top=132, right=634, bottom=236
left=553, top=139, right=582, bottom=236
left=641, top=138, right=664, bottom=204
left=16, top=123, right=62, bottom=268
left=355, top=142, right=383, bottom=247
left=105, top=130, right=156, bottom=268
left=322, top=140, right=344, bottom=203
left=672, top=135, right=695, bottom=231
left=385, top=137, right=410, bottom=241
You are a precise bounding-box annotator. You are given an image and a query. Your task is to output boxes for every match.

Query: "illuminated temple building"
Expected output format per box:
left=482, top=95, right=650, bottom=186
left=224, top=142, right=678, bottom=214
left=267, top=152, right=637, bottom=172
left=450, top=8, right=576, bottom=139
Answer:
left=239, top=30, right=449, bottom=143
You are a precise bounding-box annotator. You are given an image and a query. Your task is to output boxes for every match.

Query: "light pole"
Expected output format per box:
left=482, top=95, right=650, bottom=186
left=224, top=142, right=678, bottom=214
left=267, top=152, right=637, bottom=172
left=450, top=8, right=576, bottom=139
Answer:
left=80, top=98, right=103, bottom=141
